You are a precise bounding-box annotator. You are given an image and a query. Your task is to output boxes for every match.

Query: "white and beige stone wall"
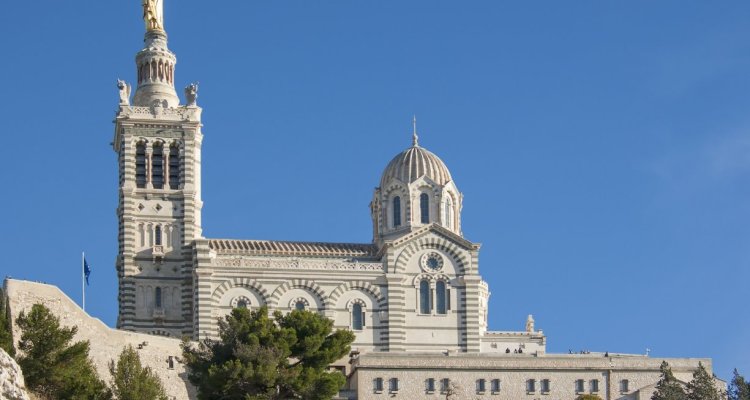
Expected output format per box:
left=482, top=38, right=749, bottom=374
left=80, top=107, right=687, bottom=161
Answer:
left=113, top=103, right=203, bottom=338
left=350, top=353, right=713, bottom=400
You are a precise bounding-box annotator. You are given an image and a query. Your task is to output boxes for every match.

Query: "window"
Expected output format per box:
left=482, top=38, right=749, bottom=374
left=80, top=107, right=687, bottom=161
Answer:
left=389, top=378, right=399, bottom=392
left=152, top=143, right=164, bottom=189
left=236, top=299, right=248, bottom=309
left=373, top=378, right=383, bottom=392
left=476, top=379, right=486, bottom=393
left=575, top=379, right=585, bottom=393
left=440, top=378, right=450, bottom=393
left=426, top=378, right=435, bottom=392
left=419, top=279, right=431, bottom=314
left=168, top=144, right=180, bottom=189
left=541, top=379, right=550, bottom=393
left=591, top=379, right=600, bottom=392
left=295, top=301, right=306, bottom=311
left=491, top=379, right=501, bottom=393
left=445, top=197, right=453, bottom=229
left=435, top=280, right=447, bottom=314
left=154, top=225, right=162, bottom=246
left=393, top=196, right=401, bottom=227
left=621, top=379, right=629, bottom=393
left=420, top=193, right=429, bottom=223
left=135, top=143, right=147, bottom=188
left=155, top=287, right=162, bottom=308
left=352, top=303, right=363, bottom=330
left=526, top=379, right=536, bottom=393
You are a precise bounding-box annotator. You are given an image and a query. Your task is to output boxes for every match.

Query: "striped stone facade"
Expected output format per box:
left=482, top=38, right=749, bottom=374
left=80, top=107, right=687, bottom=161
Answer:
left=110, top=6, right=717, bottom=399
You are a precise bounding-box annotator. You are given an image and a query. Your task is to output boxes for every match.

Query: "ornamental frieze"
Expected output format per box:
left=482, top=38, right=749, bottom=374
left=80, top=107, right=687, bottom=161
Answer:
left=214, top=257, right=383, bottom=271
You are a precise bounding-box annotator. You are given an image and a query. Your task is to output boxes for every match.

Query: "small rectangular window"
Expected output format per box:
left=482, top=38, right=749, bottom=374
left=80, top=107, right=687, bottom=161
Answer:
left=441, top=378, right=450, bottom=393
left=621, top=379, right=629, bottom=393
left=389, top=378, right=399, bottom=392
left=491, top=379, right=501, bottom=393
left=476, top=379, right=486, bottom=393
left=373, top=377, right=383, bottom=392
left=426, top=378, right=435, bottom=392
left=526, top=379, right=536, bottom=393
left=591, top=379, right=600, bottom=392
left=575, top=379, right=585, bottom=393
left=541, top=379, right=550, bottom=393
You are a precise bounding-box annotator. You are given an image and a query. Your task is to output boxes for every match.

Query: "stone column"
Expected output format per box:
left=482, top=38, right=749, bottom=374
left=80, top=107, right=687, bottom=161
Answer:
left=145, top=146, right=153, bottom=189
left=385, top=274, right=407, bottom=352
left=163, top=145, right=170, bottom=189
left=462, top=275, right=482, bottom=352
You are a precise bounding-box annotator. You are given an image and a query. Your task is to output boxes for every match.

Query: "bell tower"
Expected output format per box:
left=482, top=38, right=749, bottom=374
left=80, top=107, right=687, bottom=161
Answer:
left=112, top=0, right=203, bottom=337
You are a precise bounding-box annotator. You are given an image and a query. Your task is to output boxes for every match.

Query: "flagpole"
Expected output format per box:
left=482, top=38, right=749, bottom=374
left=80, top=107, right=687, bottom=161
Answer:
left=82, top=251, right=86, bottom=311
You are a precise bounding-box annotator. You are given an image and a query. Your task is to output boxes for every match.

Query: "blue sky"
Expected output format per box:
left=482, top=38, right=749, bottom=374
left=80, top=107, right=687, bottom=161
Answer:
left=0, top=1, right=748, bottom=381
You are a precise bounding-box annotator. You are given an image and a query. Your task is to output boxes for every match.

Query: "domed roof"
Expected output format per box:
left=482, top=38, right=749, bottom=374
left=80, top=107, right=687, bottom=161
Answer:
left=380, top=142, right=453, bottom=187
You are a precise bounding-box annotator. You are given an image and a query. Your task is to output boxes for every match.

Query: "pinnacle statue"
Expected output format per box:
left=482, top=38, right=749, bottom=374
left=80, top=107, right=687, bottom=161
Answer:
left=143, top=0, right=164, bottom=31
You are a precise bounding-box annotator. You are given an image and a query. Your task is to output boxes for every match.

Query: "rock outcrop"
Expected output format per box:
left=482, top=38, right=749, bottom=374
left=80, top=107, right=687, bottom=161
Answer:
left=0, top=348, right=29, bottom=400
left=5, top=279, right=196, bottom=399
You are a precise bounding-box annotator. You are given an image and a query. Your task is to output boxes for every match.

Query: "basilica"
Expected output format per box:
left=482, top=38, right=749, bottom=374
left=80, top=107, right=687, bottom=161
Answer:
left=110, top=2, right=715, bottom=399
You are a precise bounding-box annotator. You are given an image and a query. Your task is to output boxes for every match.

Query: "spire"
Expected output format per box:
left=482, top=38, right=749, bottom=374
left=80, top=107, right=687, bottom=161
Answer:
left=412, top=115, right=419, bottom=147
left=132, top=0, right=179, bottom=107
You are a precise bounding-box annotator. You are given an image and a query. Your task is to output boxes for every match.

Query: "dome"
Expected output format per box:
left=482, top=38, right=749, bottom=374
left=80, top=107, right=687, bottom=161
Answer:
left=380, top=144, right=453, bottom=188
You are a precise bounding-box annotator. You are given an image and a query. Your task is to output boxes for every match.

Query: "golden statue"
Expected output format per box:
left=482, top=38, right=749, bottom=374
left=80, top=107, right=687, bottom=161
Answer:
left=143, top=0, right=164, bottom=31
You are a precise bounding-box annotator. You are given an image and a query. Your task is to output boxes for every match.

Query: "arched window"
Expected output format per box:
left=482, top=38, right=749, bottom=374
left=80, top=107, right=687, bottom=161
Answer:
left=152, top=143, right=164, bottom=189
left=352, top=303, right=364, bottom=330
left=436, top=280, right=447, bottom=314
left=445, top=197, right=453, bottom=229
left=419, top=279, right=431, bottom=314
left=135, top=142, right=146, bottom=188
left=295, top=301, right=306, bottom=311
left=154, top=225, right=162, bottom=246
left=155, top=287, right=162, bottom=308
left=236, top=299, right=248, bottom=309
left=392, top=196, right=401, bottom=227
left=420, top=193, right=429, bottom=224
left=169, top=143, right=180, bottom=189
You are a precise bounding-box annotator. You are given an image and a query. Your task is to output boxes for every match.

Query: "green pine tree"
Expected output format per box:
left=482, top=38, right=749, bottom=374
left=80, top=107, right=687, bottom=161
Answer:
left=109, top=345, right=168, bottom=400
left=728, top=369, right=750, bottom=400
left=652, top=361, right=687, bottom=400
left=15, top=303, right=111, bottom=400
left=686, top=362, right=722, bottom=400
left=0, top=287, right=15, bottom=356
left=182, top=306, right=355, bottom=400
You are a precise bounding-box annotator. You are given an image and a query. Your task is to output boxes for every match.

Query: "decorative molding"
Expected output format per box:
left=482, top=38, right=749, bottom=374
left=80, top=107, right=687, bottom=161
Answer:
left=210, top=277, right=269, bottom=305
left=327, top=281, right=387, bottom=308
left=394, top=236, right=469, bottom=274
left=269, top=279, right=327, bottom=309
left=118, top=105, right=201, bottom=122
left=214, top=256, right=383, bottom=272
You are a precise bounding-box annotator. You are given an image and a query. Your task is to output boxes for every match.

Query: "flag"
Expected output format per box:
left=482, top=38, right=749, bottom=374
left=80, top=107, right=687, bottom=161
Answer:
left=84, top=258, right=91, bottom=286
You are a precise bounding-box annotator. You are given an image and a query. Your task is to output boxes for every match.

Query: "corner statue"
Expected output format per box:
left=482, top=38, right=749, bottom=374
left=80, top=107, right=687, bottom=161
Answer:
left=143, top=0, right=164, bottom=31
left=117, top=79, right=131, bottom=106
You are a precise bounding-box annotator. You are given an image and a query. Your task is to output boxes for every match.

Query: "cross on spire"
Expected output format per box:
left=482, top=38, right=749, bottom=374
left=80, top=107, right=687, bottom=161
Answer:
left=412, top=115, right=419, bottom=147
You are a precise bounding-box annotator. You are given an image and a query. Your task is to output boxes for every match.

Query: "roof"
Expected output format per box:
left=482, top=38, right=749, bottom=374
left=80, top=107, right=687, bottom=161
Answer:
left=380, top=144, right=453, bottom=187
left=208, top=239, right=379, bottom=258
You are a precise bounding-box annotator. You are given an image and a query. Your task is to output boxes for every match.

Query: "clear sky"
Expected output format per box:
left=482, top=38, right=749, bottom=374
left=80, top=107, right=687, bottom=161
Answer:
left=0, top=0, right=748, bottom=381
